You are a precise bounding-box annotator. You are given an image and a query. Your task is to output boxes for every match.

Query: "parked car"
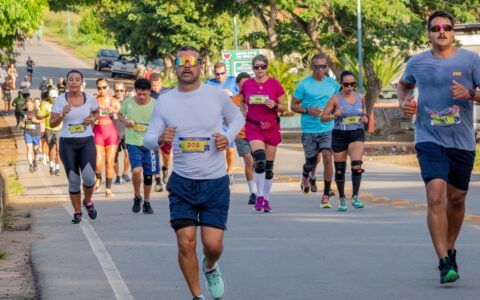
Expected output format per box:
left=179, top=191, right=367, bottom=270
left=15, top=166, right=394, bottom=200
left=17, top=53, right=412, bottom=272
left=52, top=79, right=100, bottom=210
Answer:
left=111, top=55, right=143, bottom=79
left=146, top=58, right=165, bottom=73
left=94, top=49, right=120, bottom=71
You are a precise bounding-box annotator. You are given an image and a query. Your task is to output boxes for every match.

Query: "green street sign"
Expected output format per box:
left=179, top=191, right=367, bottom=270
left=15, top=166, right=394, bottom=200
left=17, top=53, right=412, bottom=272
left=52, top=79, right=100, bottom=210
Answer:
left=222, top=49, right=260, bottom=77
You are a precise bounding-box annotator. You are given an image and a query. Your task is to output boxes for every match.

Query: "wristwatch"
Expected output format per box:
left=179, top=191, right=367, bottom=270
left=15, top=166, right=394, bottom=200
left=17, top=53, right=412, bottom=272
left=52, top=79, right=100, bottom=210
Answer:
left=469, top=89, right=476, bottom=100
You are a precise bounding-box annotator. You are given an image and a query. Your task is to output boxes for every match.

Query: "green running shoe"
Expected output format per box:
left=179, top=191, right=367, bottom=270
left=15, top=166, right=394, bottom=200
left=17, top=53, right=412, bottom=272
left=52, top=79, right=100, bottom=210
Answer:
left=438, top=257, right=459, bottom=284
left=351, top=196, right=364, bottom=209
left=337, top=198, right=348, bottom=211
left=202, top=257, right=225, bottom=299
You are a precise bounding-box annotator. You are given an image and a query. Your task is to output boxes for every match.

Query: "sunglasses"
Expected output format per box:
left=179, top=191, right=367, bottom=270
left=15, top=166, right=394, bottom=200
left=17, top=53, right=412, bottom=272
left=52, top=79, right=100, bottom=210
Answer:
left=215, top=72, right=226, bottom=76
left=253, top=64, right=267, bottom=71
left=313, top=64, right=328, bottom=70
left=342, top=82, right=356, bottom=88
left=97, top=85, right=108, bottom=90
left=175, top=55, right=202, bottom=67
left=429, top=24, right=453, bottom=33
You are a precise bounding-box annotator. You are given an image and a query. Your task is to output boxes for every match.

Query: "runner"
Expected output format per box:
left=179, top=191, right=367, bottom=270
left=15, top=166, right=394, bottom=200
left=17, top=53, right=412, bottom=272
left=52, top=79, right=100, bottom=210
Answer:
left=117, top=78, right=157, bottom=214
left=231, top=72, right=257, bottom=204
left=37, top=25, right=43, bottom=46
left=12, top=91, right=26, bottom=127
left=20, top=97, right=41, bottom=173
left=144, top=45, right=244, bottom=300
left=50, top=69, right=99, bottom=224
left=35, top=97, right=48, bottom=164
left=19, top=76, right=31, bottom=98
left=321, top=71, right=367, bottom=211
left=240, top=54, right=286, bottom=213
left=7, top=63, right=18, bottom=90
left=398, top=10, right=480, bottom=284
left=206, top=62, right=239, bottom=185
left=57, top=77, right=66, bottom=95
left=112, top=81, right=131, bottom=185
left=291, top=54, right=340, bottom=208
left=37, top=89, right=62, bottom=176
left=93, top=78, right=119, bottom=197
left=39, top=77, right=48, bottom=99
left=25, top=56, right=35, bottom=81
left=3, top=75, right=14, bottom=115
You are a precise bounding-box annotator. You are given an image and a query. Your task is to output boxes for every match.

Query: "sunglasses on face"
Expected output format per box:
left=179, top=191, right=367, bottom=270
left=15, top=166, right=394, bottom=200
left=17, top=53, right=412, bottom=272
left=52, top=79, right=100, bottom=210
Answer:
left=342, top=82, right=356, bottom=88
left=215, top=72, right=226, bottom=76
left=313, top=64, right=328, bottom=70
left=252, top=64, right=267, bottom=71
left=97, top=85, right=108, bottom=90
left=429, top=24, right=453, bottom=33
left=175, top=55, right=202, bottom=67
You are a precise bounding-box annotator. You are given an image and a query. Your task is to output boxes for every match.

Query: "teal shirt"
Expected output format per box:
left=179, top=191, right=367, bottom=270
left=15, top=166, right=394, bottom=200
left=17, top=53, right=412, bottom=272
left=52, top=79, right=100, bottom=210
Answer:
left=293, top=76, right=340, bottom=133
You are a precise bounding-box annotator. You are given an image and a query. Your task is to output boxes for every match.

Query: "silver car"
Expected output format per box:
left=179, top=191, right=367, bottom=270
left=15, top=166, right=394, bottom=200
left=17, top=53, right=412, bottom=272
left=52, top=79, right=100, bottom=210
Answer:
left=111, top=55, right=144, bottom=79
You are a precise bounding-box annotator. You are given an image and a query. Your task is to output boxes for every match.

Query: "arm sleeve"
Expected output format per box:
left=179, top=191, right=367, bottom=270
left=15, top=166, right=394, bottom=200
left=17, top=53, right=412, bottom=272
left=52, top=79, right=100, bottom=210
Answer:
left=221, top=93, right=245, bottom=144
left=144, top=100, right=167, bottom=150
left=292, top=80, right=305, bottom=101
left=472, top=54, right=480, bottom=87
left=401, top=59, right=416, bottom=84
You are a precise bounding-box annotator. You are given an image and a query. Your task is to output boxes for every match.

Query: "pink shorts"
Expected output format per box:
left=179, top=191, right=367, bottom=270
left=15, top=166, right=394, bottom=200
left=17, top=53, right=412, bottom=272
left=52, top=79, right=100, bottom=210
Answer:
left=94, top=123, right=119, bottom=147
left=245, top=119, right=281, bottom=146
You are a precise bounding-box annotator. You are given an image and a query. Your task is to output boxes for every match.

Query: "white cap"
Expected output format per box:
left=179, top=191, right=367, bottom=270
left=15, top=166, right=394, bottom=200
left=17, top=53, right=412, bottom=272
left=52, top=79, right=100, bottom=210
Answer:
left=48, top=89, right=58, bottom=98
left=42, top=76, right=47, bottom=81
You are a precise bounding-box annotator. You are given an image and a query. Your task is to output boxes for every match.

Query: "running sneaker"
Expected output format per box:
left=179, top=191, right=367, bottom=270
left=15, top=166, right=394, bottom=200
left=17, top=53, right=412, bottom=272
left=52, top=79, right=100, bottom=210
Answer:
left=105, top=189, right=114, bottom=198
left=71, top=212, right=83, bottom=224
left=351, top=196, right=364, bottom=209
left=132, top=195, right=142, bottom=213
left=309, top=177, right=317, bottom=193
left=162, top=167, right=169, bottom=184
left=448, top=249, right=459, bottom=275
left=202, top=257, right=225, bottom=299
left=301, top=177, right=310, bottom=194
left=228, top=173, right=234, bottom=186
left=154, top=183, right=164, bottom=192
left=248, top=193, right=256, bottom=205
left=321, top=195, right=332, bottom=208
left=254, top=196, right=264, bottom=212
left=49, top=166, right=54, bottom=175
left=28, top=164, right=35, bottom=173
left=54, top=169, right=60, bottom=176
left=33, top=160, right=38, bottom=171
left=438, top=257, right=459, bottom=284
left=143, top=201, right=154, bottom=214
left=337, top=198, right=348, bottom=211
left=192, top=296, right=205, bottom=300
left=263, top=199, right=272, bottom=213
left=122, top=174, right=131, bottom=183
left=83, top=201, right=97, bottom=219
left=114, top=176, right=122, bottom=185
left=94, top=179, right=101, bottom=192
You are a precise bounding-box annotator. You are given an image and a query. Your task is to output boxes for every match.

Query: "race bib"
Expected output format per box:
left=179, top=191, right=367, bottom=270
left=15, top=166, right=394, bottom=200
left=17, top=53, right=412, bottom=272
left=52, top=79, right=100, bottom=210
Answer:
left=69, top=124, right=86, bottom=133
left=99, top=109, right=109, bottom=117
left=431, top=113, right=461, bottom=126
left=179, top=137, right=210, bottom=153
left=249, top=95, right=269, bottom=105
left=342, top=116, right=361, bottom=125
left=25, top=124, right=36, bottom=130
left=133, top=123, right=148, bottom=132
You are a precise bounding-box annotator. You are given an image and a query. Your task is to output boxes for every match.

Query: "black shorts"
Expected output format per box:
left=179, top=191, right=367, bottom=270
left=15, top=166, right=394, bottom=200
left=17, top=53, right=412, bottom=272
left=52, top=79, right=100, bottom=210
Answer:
left=114, top=136, right=126, bottom=163
left=332, top=129, right=365, bottom=153
left=415, top=142, right=475, bottom=191
left=45, top=129, right=60, bottom=148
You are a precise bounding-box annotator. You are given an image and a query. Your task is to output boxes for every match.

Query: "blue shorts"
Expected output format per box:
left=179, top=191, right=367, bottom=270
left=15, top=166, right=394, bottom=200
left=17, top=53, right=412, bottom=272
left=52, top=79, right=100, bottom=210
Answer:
left=167, top=172, right=230, bottom=230
left=415, top=142, right=475, bottom=191
left=24, top=134, right=41, bottom=146
left=126, top=144, right=160, bottom=175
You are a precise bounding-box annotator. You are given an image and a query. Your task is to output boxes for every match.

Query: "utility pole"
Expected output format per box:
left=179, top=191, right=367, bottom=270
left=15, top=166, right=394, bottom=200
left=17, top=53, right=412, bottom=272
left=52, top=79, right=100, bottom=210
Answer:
left=357, top=0, right=364, bottom=93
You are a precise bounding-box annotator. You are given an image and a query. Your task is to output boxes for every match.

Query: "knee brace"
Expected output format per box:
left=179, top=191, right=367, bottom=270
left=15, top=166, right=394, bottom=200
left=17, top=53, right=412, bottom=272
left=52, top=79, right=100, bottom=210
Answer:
left=303, top=156, right=317, bottom=174
left=253, top=149, right=266, bottom=173
left=334, top=161, right=347, bottom=181
left=144, top=174, right=153, bottom=186
left=265, top=160, right=274, bottom=180
left=351, top=160, right=365, bottom=174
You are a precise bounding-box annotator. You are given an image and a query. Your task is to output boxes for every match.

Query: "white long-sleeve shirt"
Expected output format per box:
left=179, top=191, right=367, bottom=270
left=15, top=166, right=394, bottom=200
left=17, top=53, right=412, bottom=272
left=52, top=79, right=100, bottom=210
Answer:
left=144, top=84, right=245, bottom=180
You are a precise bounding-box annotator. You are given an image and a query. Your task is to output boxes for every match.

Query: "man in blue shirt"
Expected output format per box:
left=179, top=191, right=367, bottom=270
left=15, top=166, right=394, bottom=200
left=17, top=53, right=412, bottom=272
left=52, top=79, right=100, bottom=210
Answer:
left=291, top=54, right=340, bottom=208
left=399, top=10, right=480, bottom=284
left=206, top=62, right=239, bottom=185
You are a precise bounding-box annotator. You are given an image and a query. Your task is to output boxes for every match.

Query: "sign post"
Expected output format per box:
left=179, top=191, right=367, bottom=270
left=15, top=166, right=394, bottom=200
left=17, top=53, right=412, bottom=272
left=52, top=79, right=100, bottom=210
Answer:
left=222, top=49, right=260, bottom=77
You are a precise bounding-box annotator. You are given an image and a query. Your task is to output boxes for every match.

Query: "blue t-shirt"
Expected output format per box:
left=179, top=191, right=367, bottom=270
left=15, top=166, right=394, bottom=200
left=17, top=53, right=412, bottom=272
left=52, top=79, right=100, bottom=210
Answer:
left=402, top=48, right=480, bottom=151
left=205, top=76, right=239, bottom=96
left=293, top=76, right=340, bottom=133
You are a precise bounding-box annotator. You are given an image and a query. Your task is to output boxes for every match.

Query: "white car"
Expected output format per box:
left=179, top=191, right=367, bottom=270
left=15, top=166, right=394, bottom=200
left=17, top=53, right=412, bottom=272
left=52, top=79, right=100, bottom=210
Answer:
left=111, top=55, right=144, bottom=79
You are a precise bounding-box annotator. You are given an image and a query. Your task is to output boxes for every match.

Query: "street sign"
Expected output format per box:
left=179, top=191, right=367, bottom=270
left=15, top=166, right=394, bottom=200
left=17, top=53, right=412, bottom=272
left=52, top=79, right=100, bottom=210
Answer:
left=222, top=49, right=260, bottom=77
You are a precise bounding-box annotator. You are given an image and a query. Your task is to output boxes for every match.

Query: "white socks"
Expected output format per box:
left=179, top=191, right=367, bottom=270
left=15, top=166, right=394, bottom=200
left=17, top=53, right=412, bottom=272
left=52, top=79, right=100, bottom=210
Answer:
left=264, top=179, right=273, bottom=200
left=254, top=172, right=265, bottom=198
left=247, top=180, right=256, bottom=194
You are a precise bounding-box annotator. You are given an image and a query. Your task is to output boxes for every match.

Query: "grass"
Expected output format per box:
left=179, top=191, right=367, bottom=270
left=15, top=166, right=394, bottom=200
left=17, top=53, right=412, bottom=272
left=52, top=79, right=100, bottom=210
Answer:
left=7, top=175, right=23, bottom=196
left=0, top=251, right=7, bottom=260
left=2, top=210, right=14, bottom=229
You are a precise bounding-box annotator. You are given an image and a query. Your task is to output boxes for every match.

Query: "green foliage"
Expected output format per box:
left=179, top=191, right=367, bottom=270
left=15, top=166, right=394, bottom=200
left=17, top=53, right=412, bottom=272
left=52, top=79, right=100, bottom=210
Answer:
left=0, top=251, right=7, bottom=260
left=267, top=59, right=304, bottom=111
left=78, top=9, right=101, bottom=36
left=7, top=174, right=23, bottom=196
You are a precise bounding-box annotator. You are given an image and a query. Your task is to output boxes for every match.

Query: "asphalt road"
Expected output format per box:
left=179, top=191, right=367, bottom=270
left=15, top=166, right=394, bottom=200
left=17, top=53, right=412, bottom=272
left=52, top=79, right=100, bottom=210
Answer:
left=10, top=41, right=480, bottom=300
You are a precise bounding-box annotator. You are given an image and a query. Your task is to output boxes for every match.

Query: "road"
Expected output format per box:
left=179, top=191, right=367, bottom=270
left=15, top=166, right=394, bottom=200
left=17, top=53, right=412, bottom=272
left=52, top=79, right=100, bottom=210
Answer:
left=9, top=41, right=480, bottom=299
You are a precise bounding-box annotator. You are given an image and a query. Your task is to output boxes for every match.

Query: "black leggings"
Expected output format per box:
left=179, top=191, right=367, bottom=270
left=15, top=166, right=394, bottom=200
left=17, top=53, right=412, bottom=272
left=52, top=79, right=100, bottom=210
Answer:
left=59, top=136, right=97, bottom=194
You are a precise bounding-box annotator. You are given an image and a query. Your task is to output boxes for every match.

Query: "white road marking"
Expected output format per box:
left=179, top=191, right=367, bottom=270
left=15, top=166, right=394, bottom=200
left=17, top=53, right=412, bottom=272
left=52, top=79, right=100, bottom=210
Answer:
left=470, top=224, right=480, bottom=231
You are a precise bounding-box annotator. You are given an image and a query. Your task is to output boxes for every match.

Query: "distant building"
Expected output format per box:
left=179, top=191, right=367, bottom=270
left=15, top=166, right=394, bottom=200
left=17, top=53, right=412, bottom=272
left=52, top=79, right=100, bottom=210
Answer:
left=455, top=22, right=480, bottom=53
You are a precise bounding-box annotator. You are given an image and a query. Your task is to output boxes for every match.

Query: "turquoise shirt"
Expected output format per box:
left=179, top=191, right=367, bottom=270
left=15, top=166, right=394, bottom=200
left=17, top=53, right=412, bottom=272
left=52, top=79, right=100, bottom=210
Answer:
left=293, top=76, right=340, bottom=133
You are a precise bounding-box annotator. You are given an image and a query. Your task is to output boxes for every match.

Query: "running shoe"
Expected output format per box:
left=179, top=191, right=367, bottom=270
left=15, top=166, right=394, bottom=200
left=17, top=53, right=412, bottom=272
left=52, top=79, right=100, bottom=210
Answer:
left=122, top=174, right=131, bottom=183
left=254, top=196, right=264, bottom=212
left=448, top=249, right=459, bottom=275
left=154, top=183, right=164, bottom=192
left=321, top=195, right=332, bottom=208
left=132, top=195, right=142, bottom=213
left=301, top=177, right=310, bottom=194
left=71, top=212, right=83, bottom=224
left=83, top=201, right=97, bottom=219
left=33, top=160, right=38, bottom=171
left=143, top=201, right=154, bottom=214
left=309, top=177, right=317, bottom=192
left=54, top=169, right=60, bottom=176
left=192, top=296, right=205, bottom=300
left=49, top=166, right=54, bottom=175
left=337, top=198, right=348, bottom=211
left=351, top=196, right=364, bottom=209
left=438, top=257, right=459, bottom=284
left=202, top=257, right=225, bottom=299
left=105, top=189, right=114, bottom=198
left=28, top=164, right=35, bottom=173
left=263, top=199, right=272, bottom=213
left=248, top=193, right=256, bottom=205
left=228, top=173, right=234, bottom=186
left=114, top=176, right=122, bottom=185
left=162, top=167, right=169, bottom=184
left=94, top=179, right=101, bottom=192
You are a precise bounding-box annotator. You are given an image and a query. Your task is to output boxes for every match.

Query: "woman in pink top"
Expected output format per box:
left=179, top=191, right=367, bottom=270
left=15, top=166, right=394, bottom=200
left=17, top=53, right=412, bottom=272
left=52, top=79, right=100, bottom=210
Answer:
left=240, top=54, right=285, bottom=213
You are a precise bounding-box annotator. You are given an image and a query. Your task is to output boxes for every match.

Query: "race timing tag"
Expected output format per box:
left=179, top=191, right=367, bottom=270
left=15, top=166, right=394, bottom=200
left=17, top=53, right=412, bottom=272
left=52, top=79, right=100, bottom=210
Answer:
left=249, top=95, right=269, bottom=105
left=179, top=137, right=211, bottom=153
left=69, top=124, right=86, bottom=133
left=99, top=109, right=109, bottom=117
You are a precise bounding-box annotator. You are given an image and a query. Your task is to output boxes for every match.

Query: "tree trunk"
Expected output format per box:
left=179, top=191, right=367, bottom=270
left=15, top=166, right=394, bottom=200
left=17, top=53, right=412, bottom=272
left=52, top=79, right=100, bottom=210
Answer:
left=364, top=62, right=382, bottom=132
left=267, top=0, right=278, bottom=51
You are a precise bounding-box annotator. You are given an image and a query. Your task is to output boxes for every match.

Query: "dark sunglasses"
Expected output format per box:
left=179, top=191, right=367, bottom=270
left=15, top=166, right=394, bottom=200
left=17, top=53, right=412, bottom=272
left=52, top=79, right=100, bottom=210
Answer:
left=313, top=64, right=328, bottom=70
left=97, top=85, right=108, bottom=90
left=342, top=82, right=356, bottom=88
left=215, top=72, right=226, bottom=76
left=253, top=64, right=267, bottom=71
left=429, top=24, right=453, bottom=33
